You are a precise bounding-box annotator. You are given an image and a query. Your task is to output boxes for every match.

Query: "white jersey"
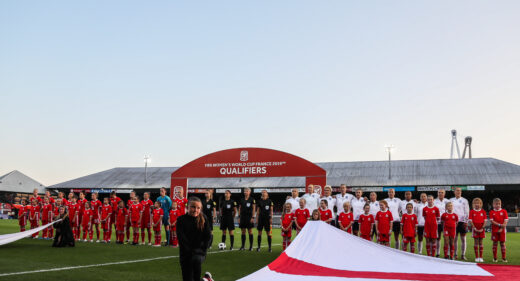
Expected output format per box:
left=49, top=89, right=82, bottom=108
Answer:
left=321, top=196, right=336, bottom=218
left=450, top=196, right=470, bottom=222
left=385, top=197, right=402, bottom=222
left=351, top=197, right=366, bottom=220
left=415, top=201, right=428, bottom=226
left=335, top=193, right=353, bottom=215
left=369, top=201, right=380, bottom=217
left=434, top=198, right=449, bottom=215
left=285, top=196, right=300, bottom=213
left=400, top=199, right=416, bottom=217
left=301, top=193, right=320, bottom=212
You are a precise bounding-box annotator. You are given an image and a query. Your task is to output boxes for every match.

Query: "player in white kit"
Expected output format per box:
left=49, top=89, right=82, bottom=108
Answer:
left=301, top=184, right=320, bottom=213
left=450, top=187, right=470, bottom=260
left=350, top=189, right=366, bottom=236
left=434, top=189, right=449, bottom=257
left=385, top=188, right=402, bottom=249
left=335, top=184, right=353, bottom=228
left=415, top=193, right=428, bottom=254
left=321, top=185, right=336, bottom=225
left=368, top=192, right=380, bottom=241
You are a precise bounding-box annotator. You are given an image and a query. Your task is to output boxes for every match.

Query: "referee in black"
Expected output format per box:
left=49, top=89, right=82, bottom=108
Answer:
left=256, top=189, right=273, bottom=252
left=202, top=190, right=216, bottom=249
left=238, top=187, right=256, bottom=251
left=177, top=197, right=211, bottom=281
left=219, top=190, right=237, bottom=250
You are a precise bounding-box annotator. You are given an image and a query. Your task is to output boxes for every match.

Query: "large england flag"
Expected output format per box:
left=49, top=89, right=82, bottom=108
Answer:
left=239, top=221, right=520, bottom=281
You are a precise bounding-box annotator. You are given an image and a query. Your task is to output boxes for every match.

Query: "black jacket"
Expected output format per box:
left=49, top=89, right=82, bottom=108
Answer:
left=177, top=213, right=211, bottom=257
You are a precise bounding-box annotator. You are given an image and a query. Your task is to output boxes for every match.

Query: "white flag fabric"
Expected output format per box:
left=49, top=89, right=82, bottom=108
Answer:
left=0, top=220, right=61, bottom=246
left=239, top=221, right=520, bottom=281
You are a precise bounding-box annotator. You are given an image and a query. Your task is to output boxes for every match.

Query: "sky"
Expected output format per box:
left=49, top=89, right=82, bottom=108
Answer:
left=1, top=1, right=519, bottom=186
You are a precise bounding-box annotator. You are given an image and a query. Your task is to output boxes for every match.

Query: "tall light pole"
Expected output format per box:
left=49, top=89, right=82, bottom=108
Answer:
left=384, top=145, right=395, bottom=179
left=144, top=155, right=151, bottom=184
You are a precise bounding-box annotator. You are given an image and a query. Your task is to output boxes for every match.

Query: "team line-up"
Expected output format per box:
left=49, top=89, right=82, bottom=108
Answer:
left=12, top=184, right=509, bottom=263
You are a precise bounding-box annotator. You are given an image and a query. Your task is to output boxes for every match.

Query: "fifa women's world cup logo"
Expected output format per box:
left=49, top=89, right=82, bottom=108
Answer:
left=240, top=150, right=248, bottom=161
left=313, top=185, right=322, bottom=196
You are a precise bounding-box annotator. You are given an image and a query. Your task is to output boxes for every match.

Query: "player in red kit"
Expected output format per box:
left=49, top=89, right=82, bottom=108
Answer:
left=376, top=200, right=393, bottom=246
left=90, top=193, right=102, bottom=242
left=338, top=202, right=354, bottom=234
left=174, top=188, right=188, bottom=215
left=57, top=192, right=68, bottom=206
left=115, top=200, right=128, bottom=244
left=318, top=200, right=333, bottom=224
left=81, top=201, right=94, bottom=242
left=140, top=192, right=153, bottom=245
left=77, top=192, right=87, bottom=238
left=423, top=195, right=440, bottom=257
left=294, top=198, right=310, bottom=234
left=41, top=197, right=54, bottom=239
left=469, top=197, right=486, bottom=262
left=152, top=201, right=164, bottom=247
left=125, top=191, right=136, bottom=243
left=14, top=199, right=29, bottom=232
left=489, top=198, right=508, bottom=263
left=110, top=191, right=122, bottom=238
left=169, top=201, right=182, bottom=247
left=100, top=197, right=113, bottom=243
left=401, top=203, right=418, bottom=253
left=441, top=202, right=458, bottom=259
left=281, top=203, right=294, bottom=250
left=129, top=196, right=143, bottom=245
left=358, top=204, right=374, bottom=240
left=68, top=196, right=80, bottom=240
left=29, top=199, right=41, bottom=238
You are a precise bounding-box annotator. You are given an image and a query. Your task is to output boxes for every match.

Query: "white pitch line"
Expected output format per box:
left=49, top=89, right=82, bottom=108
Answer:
left=0, top=244, right=281, bottom=277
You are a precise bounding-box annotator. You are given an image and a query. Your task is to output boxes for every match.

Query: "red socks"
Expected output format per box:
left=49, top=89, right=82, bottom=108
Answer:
left=410, top=243, right=415, bottom=253
left=501, top=244, right=506, bottom=259
left=493, top=244, right=497, bottom=260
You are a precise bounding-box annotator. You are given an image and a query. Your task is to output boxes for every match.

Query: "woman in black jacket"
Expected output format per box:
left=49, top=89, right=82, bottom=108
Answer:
left=52, top=206, right=75, bottom=247
left=177, top=197, right=212, bottom=281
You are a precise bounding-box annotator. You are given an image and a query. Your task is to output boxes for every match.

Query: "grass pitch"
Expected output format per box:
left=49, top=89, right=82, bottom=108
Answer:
left=0, top=219, right=518, bottom=280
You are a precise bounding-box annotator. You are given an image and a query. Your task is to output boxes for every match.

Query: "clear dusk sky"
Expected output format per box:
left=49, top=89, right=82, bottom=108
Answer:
left=1, top=1, right=519, bottom=186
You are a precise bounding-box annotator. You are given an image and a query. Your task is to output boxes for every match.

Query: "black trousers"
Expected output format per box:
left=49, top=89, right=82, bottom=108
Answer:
left=180, top=254, right=205, bottom=281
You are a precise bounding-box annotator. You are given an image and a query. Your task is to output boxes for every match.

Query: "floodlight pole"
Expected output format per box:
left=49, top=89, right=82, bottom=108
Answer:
left=385, top=145, right=394, bottom=180
left=144, top=155, right=150, bottom=184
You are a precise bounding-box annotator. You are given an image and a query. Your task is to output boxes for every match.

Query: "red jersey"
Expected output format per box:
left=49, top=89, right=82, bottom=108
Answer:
left=129, top=203, right=143, bottom=221
left=101, top=204, right=112, bottom=221
left=358, top=214, right=374, bottom=236
left=169, top=209, right=182, bottom=225
left=175, top=198, right=188, bottom=215
left=82, top=209, right=93, bottom=225
left=469, top=209, right=486, bottom=230
left=489, top=209, right=508, bottom=232
left=281, top=213, right=294, bottom=229
left=422, top=206, right=440, bottom=226
left=53, top=205, right=60, bottom=218
left=140, top=199, right=153, bottom=217
left=401, top=213, right=418, bottom=237
left=42, top=203, right=53, bottom=221
left=91, top=200, right=102, bottom=219
left=78, top=198, right=87, bottom=213
left=375, top=210, right=393, bottom=233
left=115, top=207, right=128, bottom=225
left=294, top=208, right=310, bottom=228
left=338, top=212, right=354, bottom=229
left=15, top=205, right=29, bottom=222
left=152, top=208, right=164, bottom=224
left=318, top=208, right=333, bottom=222
left=110, top=196, right=122, bottom=212
left=30, top=195, right=43, bottom=205
left=441, top=212, right=459, bottom=228
left=29, top=205, right=40, bottom=221
left=59, top=198, right=68, bottom=206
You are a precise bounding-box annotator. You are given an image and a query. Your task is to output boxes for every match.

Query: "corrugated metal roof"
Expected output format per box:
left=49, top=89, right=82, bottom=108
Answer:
left=48, top=158, right=520, bottom=190
left=0, top=170, right=46, bottom=193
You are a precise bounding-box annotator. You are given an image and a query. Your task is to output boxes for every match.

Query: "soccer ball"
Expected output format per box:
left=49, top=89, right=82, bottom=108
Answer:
left=218, top=242, right=226, bottom=250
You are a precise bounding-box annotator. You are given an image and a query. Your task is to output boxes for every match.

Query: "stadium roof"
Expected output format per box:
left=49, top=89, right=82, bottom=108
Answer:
left=0, top=170, right=46, bottom=193
left=48, top=158, right=520, bottom=190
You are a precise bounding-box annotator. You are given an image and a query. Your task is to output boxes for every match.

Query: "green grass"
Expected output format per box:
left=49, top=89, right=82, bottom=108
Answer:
left=0, top=219, right=519, bottom=280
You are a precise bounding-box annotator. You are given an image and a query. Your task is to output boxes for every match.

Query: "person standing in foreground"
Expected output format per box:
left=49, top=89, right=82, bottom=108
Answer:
left=256, top=189, right=274, bottom=252
left=489, top=198, right=508, bottom=263
left=156, top=187, right=172, bottom=245
left=450, top=187, right=470, bottom=260
left=202, top=190, right=216, bottom=249
left=177, top=197, right=212, bottom=281
left=219, top=190, right=237, bottom=250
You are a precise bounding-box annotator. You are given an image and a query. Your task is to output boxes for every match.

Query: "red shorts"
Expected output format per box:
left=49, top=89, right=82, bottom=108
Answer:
left=472, top=228, right=485, bottom=239
left=92, top=217, right=100, bottom=224
left=424, top=224, right=438, bottom=239
left=403, top=236, right=416, bottom=243
left=282, top=230, right=292, bottom=238
left=131, top=220, right=140, bottom=228
left=42, top=219, right=49, bottom=226
left=444, top=226, right=456, bottom=238
left=81, top=223, right=90, bottom=230
left=491, top=231, right=506, bottom=242
left=141, top=216, right=150, bottom=228
left=360, top=234, right=371, bottom=241
left=378, top=233, right=390, bottom=242
left=18, top=217, right=26, bottom=226
left=29, top=220, right=39, bottom=227
left=101, top=220, right=110, bottom=231
left=153, top=223, right=161, bottom=232
left=116, top=223, right=125, bottom=231
left=110, top=213, right=116, bottom=224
